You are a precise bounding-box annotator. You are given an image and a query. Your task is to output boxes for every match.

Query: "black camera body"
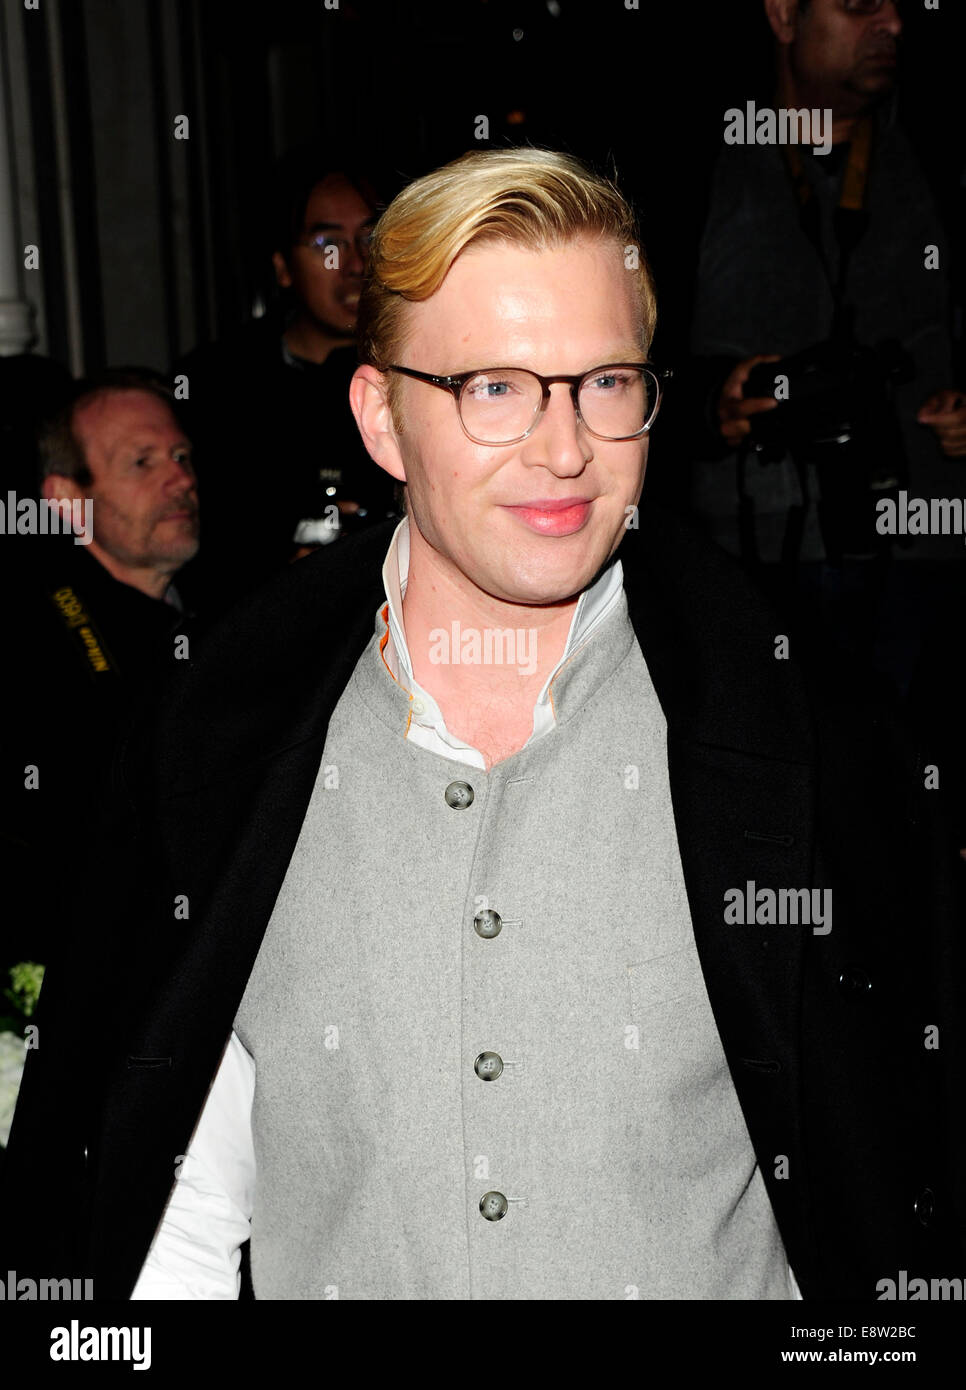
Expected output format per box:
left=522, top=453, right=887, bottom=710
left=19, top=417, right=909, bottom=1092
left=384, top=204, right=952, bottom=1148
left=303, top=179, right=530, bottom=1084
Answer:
left=744, top=338, right=913, bottom=558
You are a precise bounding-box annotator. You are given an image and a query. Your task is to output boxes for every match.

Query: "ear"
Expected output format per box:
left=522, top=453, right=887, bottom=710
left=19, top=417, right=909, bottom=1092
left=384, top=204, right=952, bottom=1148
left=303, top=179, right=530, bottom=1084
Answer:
left=272, top=251, right=293, bottom=290
left=349, top=366, right=406, bottom=484
left=764, top=0, right=798, bottom=44
left=41, top=473, right=86, bottom=506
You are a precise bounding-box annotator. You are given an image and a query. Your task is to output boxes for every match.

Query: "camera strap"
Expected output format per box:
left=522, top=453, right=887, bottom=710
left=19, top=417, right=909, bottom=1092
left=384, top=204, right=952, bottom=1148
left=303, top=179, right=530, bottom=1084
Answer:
left=744, top=115, right=877, bottom=568
left=782, top=113, right=874, bottom=331
left=735, top=442, right=809, bottom=574
left=47, top=578, right=121, bottom=683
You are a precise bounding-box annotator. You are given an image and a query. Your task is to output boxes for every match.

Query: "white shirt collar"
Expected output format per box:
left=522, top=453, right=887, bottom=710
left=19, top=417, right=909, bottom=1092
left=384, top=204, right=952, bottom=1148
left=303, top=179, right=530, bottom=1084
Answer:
left=377, top=515, right=624, bottom=768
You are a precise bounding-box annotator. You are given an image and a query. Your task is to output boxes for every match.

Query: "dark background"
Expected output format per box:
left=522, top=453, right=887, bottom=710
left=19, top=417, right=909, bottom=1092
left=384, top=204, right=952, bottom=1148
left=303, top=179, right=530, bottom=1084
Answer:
left=4, top=0, right=963, bottom=384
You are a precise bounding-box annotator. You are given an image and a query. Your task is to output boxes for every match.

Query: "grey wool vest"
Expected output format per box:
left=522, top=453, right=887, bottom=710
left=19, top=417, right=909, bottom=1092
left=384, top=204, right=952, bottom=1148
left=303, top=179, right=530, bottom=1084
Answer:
left=234, top=587, right=796, bottom=1300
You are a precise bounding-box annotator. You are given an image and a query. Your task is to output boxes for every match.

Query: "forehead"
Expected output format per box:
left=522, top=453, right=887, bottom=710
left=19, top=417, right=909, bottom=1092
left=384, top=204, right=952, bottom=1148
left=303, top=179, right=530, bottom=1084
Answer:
left=301, top=176, right=374, bottom=229
left=74, top=390, right=178, bottom=444
left=402, top=237, right=642, bottom=368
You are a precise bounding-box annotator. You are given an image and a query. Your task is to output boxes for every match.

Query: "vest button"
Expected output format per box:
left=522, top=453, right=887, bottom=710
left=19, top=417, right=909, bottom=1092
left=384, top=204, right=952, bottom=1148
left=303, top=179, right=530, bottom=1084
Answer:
left=473, top=909, right=502, bottom=938
left=479, top=1191, right=508, bottom=1221
left=475, top=1051, right=504, bottom=1081
left=444, top=781, right=474, bottom=809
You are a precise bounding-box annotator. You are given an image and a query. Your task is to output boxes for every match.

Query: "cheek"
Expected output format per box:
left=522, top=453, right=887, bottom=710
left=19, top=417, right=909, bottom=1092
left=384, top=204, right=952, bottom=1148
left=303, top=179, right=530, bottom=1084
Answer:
left=311, top=270, right=341, bottom=301
left=401, top=424, right=473, bottom=494
left=603, top=443, right=647, bottom=490
left=92, top=487, right=126, bottom=522
left=110, top=483, right=156, bottom=527
left=294, top=266, right=337, bottom=310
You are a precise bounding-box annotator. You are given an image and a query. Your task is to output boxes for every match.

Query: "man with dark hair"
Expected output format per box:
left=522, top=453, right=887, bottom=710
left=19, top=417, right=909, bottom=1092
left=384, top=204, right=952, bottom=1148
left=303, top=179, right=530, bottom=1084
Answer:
left=176, top=152, right=399, bottom=615
left=687, top=0, right=965, bottom=697
left=267, top=150, right=380, bottom=368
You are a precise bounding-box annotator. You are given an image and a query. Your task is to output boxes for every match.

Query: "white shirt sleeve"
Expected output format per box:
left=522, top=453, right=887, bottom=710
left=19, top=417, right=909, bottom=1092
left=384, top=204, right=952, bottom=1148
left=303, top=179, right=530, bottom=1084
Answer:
left=130, top=1030, right=256, bottom=1300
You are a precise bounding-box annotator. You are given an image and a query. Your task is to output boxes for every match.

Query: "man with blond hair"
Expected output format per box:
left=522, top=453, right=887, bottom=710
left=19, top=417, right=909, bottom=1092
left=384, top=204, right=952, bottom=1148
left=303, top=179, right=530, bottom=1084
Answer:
left=2, top=148, right=961, bottom=1302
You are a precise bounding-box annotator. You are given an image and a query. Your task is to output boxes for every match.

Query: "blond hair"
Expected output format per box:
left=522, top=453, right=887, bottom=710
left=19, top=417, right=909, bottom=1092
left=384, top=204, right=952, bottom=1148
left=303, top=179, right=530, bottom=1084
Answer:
left=357, top=147, right=656, bottom=411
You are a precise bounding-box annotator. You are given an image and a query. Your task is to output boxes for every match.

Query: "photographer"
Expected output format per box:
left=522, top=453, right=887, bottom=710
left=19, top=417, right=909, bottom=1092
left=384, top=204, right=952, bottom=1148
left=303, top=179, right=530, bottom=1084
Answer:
left=687, top=0, right=966, bottom=697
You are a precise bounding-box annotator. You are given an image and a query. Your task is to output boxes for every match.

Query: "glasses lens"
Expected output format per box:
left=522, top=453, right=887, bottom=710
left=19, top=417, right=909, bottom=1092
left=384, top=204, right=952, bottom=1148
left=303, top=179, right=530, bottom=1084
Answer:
left=578, top=366, right=657, bottom=439
left=459, top=369, right=542, bottom=443
left=308, top=234, right=345, bottom=255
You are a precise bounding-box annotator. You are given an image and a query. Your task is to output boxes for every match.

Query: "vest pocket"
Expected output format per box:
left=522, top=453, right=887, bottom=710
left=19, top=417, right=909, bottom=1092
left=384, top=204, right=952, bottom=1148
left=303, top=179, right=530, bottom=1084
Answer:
left=625, top=946, right=709, bottom=1015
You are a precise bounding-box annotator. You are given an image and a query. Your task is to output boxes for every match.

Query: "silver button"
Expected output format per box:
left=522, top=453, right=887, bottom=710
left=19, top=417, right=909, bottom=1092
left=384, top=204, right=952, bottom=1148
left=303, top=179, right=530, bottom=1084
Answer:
left=473, top=909, right=502, bottom=939
left=444, top=781, right=474, bottom=809
left=479, top=1191, right=508, bottom=1221
left=475, top=1051, right=504, bottom=1081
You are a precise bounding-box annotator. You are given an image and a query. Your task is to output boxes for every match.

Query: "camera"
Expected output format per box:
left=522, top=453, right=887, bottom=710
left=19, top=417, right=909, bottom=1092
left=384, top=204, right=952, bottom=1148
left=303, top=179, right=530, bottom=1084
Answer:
left=744, top=338, right=913, bottom=557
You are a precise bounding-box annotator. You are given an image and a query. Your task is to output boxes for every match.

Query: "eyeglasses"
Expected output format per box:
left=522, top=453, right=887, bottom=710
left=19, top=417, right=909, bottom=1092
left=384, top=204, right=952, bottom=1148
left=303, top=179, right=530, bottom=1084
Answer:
left=385, top=363, right=671, bottom=446
left=295, top=228, right=374, bottom=260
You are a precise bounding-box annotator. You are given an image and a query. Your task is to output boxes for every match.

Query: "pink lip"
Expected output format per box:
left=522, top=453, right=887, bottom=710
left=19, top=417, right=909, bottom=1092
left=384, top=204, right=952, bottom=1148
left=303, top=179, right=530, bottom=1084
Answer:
left=503, top=498, right=592, bottom=536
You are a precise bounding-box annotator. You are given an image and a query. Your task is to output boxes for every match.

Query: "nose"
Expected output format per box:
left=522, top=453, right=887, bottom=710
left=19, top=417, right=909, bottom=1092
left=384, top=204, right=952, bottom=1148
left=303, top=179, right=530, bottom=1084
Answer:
left=344, top=241, right=366, bottom=277
left=877, top=0, right=902, bottom=35
left=163, top=449, right=196, bottom=492
left=520, top=382, right=592, bottom=476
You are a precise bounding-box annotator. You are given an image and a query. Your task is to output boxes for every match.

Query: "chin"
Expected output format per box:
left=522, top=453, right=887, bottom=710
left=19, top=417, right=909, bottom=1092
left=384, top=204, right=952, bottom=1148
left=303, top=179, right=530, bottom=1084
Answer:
left=497, top=551, right=609, bottom=605
left=854, top=68, right=896, bottom=94
left=331, top=308, right=358, bottom=333
left=158, top=536, right=200, bottom=566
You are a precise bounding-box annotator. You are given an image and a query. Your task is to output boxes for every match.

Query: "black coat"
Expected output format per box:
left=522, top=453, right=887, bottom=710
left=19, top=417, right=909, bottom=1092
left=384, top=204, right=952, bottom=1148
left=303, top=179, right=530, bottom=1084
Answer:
left=174, top=318, right=399, bottom=616
left=2, top=506, right=963, bottom=1299
left=0, top=538, right=191, bottom=966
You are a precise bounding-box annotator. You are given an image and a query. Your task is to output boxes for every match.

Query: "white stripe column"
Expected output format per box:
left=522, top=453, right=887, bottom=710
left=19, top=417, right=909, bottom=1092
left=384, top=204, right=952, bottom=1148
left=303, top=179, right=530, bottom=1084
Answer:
left=0, top=3, right=34, bottom=355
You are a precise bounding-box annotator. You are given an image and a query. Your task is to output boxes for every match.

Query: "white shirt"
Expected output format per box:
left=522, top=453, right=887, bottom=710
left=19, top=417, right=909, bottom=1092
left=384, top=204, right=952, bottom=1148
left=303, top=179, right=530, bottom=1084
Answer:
left=131, top=519, right=626, bottom=1299
left=378, top=516, right=625, bottom=768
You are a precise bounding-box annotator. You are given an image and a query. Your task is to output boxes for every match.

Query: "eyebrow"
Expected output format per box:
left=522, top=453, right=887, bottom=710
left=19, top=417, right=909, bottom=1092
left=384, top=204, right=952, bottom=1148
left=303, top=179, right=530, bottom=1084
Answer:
left=443, top=352, right=649, bottom=375
left=304, top=215, right=376, bottom=234
left=107, top=438, right=189, bottom=464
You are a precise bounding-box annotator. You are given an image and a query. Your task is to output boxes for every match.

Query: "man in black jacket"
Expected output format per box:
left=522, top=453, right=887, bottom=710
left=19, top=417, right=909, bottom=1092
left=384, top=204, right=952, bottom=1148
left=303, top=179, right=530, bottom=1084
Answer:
left=1, top=149, right=962, bottom=1301
left=1, top=370, right=199, bottom=969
